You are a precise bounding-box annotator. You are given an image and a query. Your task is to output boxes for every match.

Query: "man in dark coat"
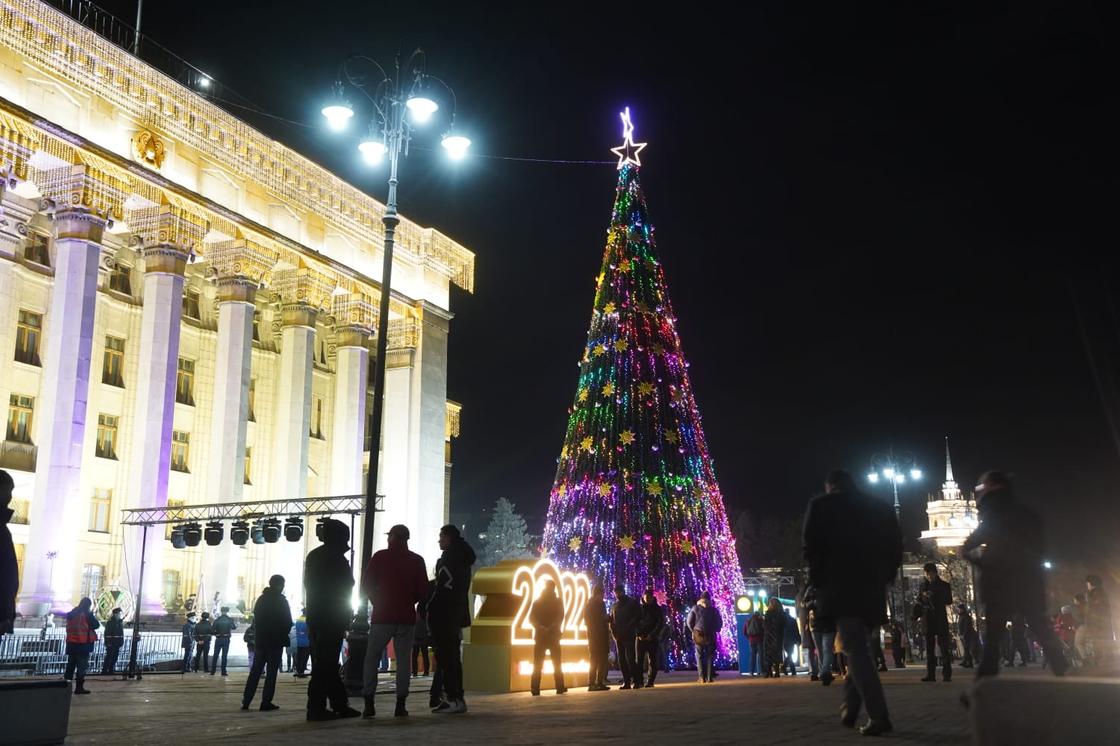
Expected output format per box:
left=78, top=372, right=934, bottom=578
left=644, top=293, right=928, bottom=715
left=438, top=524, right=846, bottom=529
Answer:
left=962, top=471, right=1067, bottom=679
left=180, top=612, right=197, bottom=672
left=211, top=606, right=237, bottom=676
left=804, top=470, right=902, bottom=737
left=635, top=589, right=666, bottom=687
left=0, top=470, right=17, bottom=636
left=529, top=579, right=567, bottom=695
left=302, top=519, right=359, bottom=721
left=101, top=607, right=125, bottom=674
left=427, top=524, right=476, bottom=714
left=241, top=575, right=293, bottom=712
left=916, top=563, right=953, bottom=681
left=609, top=583, right=641, bottom=689
left=193, top=612, right=214, bottom=673
left=782, top=607, right=802, bottom=676
left=957, top=605, right=978, bottom=668
left=584, top=583, right=611, bottom=690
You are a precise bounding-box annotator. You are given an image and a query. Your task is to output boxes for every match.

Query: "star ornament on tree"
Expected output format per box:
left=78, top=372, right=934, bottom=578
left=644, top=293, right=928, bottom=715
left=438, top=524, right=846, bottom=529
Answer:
left=610, top=106, right=647, bottom=170
left=569, top=536, right=583, bottom=552
left=619, top=534, right=636, bottom=550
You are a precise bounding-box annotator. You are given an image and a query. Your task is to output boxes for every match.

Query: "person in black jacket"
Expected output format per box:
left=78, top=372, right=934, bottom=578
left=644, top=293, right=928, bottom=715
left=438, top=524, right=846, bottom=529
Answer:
left=962, top=471, right=1067, bottom=679
left=803, top=470, right=902, bottom=737
left=635, top=589, right=666, bottom=687
left=241, top=575, right=293, bottom=712
left=529, top=579, right=567, bottom=696
left=211, top=607, right=237, bottom=676
left=302, top=518, right=359, bottom=721
left=193, top=612, right=214, bottom=673
left=609, top=584, right=641, bottom=689
left=584, top=583, right=611, bottom=691
left=956, top=605, right=978, bottom=668
left=428, top=524, right=476, bottom=715
left=101, top=607, right=125, bottom=674
left=916, top=563, right=953, bottom=681
left=762, top=598, right=786, bottom=677
left=0, top=470, right=17, bottom=636
left=782, top=607, right=802, bottom=676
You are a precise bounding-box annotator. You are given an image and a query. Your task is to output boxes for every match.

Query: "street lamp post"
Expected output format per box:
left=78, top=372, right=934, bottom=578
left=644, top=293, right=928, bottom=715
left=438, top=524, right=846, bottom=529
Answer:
left=322, top=49, right=469, bottom=692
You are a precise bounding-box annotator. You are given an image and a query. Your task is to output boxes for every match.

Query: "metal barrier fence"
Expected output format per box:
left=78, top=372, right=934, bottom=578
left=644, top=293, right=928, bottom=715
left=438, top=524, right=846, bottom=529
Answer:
left=0, top=631, right=183, bottom=676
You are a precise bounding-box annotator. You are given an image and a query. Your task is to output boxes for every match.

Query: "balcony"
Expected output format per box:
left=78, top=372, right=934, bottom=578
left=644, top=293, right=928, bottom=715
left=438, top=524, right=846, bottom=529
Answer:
left=0, top=441, right=37, bottom=472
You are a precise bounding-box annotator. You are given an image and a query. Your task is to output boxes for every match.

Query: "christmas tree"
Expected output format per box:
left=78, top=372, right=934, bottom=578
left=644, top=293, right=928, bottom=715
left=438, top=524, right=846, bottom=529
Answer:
left=480, top=497, right=534, bottom=567
left=541, top=109, right=743, bottom=662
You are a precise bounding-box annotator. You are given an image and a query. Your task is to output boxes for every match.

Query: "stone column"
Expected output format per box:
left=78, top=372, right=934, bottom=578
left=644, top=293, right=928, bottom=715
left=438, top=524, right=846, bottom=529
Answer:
left=330, top=325, right=369, bottom=496
left=17, top=208, right=106, bottom=615
left=123, top=242, right=190, bottom=616
left=412, top=304, right=452, bottom=565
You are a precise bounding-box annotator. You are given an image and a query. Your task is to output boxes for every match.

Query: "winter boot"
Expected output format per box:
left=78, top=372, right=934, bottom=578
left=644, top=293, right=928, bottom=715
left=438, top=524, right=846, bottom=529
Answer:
left=394, top=696, right=408, bottom=717
left=74, top=678, right=91, bottom=695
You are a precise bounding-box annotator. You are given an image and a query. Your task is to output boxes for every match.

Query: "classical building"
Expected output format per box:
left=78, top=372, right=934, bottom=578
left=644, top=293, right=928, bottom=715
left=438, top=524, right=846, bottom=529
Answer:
left=0, top=0, right=473, bottom=618
left=919, top=438, right=978, bottom=549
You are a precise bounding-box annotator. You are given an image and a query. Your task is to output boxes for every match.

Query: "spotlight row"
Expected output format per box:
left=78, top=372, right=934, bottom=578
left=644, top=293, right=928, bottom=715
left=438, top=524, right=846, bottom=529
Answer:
left=169, top=516, right=336, bottom=548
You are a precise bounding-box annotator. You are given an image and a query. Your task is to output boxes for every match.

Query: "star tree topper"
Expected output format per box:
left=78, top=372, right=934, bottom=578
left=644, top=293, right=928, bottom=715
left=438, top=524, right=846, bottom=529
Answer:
left=610, top=106, right=647, bottom=170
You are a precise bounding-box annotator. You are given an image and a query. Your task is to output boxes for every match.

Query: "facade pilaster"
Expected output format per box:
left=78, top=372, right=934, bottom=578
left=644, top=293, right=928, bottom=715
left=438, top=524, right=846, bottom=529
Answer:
left=17, top=208, right=106, bottom=615
left=410, top=304, right=452, bottom=564
left=329, top=293, right=373, bottom=497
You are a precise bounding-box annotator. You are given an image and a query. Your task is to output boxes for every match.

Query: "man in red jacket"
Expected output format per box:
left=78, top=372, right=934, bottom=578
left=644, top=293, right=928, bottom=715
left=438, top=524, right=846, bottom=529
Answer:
left=361, top=524, right=429, bottom=719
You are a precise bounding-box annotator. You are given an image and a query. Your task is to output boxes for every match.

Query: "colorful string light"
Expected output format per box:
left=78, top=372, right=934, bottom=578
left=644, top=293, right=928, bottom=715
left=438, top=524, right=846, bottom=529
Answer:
left=541, top=156, right=744, bottom=665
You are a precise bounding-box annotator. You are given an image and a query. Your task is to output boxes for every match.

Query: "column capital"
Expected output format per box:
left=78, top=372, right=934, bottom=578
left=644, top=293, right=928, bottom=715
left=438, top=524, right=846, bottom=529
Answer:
left=280, top=303, right=318, bottom=329
left=216, top=276, right=256, bottom=305
left=274, top=267, right=333, bottom=312
left=139, top=244, right=191, bottom=276
left=39, top=163, right=127, bottom=223
left=51, top=207, right=106, bottom=243
left=335, top=325, right=370, bottom=349
left=129, top=203, right=209, bottom=260
left=332, top=291, right=376, bottom=338
left=207, top=238, right=279, bottom=303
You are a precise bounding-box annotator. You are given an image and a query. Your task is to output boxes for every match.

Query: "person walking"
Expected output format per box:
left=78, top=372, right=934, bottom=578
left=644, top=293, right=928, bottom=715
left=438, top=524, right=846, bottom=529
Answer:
left=609, top=583, right=641, bottom=689
left=916, top=563, right=953, bottom=682
left=303, top=519, right=360, bottom=721
left=585, top=583, right=611, bottom=690
left=211, top=606, right=236, bottom=676
left=241, top=575, right=293, bottom=712
left=782, top=606, right=802, bottom=676
left=636, top=589, right=666, bottom=687
left=889, top=620, right=907, bottom=669
left=807, top=592, right=838, bottom=686
left=745, top=610, right=765, bottom=676
left=1084, top=574, right=1115, bottom=670
left=957, top=605, right=979, bottom=669
left=762, top=597, right=786, bottom=678
left=0, top=470, right=18, bottom=636
left=803, top=469, right=902, bottom=736
left=428, top=524, right=477, bottom=714
left=412, top=597, right=430, bottom=677
left=361, top=524, right=429, bottom=718
left=101, top=607, right=124, bottom=675
left=529, top=579, right=567, bottom=696
left=687, top=591, right=722, bottom=683
left=800, top=607, right=819, bottom=681
left=193, top=612, right=214, bottom=674
left=64, top=598, right=99, bottom=694
left=180, top=612, right=197, bottom=673
left=962, top=471, right=1068, bottom=680
left=292, top=613, right=310, bottom=678
left=244, top=620, right=256, bottom=669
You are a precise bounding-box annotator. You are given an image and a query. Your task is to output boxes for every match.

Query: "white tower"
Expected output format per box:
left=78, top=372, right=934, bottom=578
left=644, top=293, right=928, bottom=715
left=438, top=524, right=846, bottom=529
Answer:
left=920, top=437, right=977, bottom=549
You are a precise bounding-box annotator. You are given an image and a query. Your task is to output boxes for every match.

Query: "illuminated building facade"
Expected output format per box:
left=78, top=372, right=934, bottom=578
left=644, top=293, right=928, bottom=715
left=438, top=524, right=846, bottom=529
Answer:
left=0, top=0, right=473, bottom=618
left=919, top=438, right=978, bottom=550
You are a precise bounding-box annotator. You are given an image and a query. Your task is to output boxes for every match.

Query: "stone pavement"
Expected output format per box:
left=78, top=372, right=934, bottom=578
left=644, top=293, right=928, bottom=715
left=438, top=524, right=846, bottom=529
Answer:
left=63, top=666, right=993, bottom=744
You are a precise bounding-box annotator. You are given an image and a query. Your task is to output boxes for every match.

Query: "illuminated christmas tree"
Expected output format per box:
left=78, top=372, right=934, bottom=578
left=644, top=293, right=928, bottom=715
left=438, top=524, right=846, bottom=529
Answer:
left=541, top=109, right=743, bottom=661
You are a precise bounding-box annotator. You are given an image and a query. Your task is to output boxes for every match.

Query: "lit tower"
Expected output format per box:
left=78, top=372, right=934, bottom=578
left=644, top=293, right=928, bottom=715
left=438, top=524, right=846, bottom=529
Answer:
left=919, top=437, right=977, bottom=548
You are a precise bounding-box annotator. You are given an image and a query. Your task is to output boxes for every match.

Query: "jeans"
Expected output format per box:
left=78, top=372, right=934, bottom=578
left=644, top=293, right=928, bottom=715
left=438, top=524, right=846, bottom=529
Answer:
left=614, top=635, right=637, bottom=685
left=530, top=633, right=565, bottom=693
left=926, top=629, right=952, bottom=678
left=363, top=623, right=414, bottom=699
left=588, top=634, right=609, bottom=686
left=814, top=631, right=836, bottom=676
left=102, top=644, right=121, bottom=674
left=836, top=617, right=890, bottom=723
left=636, top=639, right=660, bottom=685
left=308, top=629, right=348, bottom=714
left=695, top=643, right=715, bottom=682
left=412, top=643, right=430, bottom=675
left=194, top=640, right=211, bottom=672
left=295, top=645, right=310, bottom=675
left=211, top=637, right=230, bottom=674
left=181, top=647, right=192, bottom=672
left=808, top=647, right=820, bottom=677
left=65, top=651, right=90, bottom=681
left=431, top=628, right=464, bottom=701
left=243, top=646, right=282, bottom=707
left=784, top=646, right=798, bottom=674
left=748, top=640, right=764, bottom=674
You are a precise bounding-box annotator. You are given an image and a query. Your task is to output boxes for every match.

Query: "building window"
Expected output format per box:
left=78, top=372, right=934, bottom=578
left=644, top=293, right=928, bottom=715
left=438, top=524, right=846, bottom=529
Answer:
left=95, top=414, right=118, bottom=459
left=80, top=563, right=105, bottom=599
left=176, top=358, right=195, bottom=406
left=311, top=396, right=325, bottom=439
left=182, top=288, right=201, bottom=320
left=23, top=232, right=50, bottom=266
left=252, top=311, right=261, bottom=342
left=9, top=499, right=30, bottom=525
left=162, top=569, right=181, bottom=609
left=15, top=310, right=42, bottom=366
left=243, top=447, right=252, bottom=485
left=247, top=379, right=256, bottom=422
left=88, top=488, right=112, bottom=533
left=6, top=394, right=34, bottom=444
left=109, top=262, right=132, bottom=295
left=170, top=431, right=190, bottom=473
left=102, top=336, right=125, bottom=387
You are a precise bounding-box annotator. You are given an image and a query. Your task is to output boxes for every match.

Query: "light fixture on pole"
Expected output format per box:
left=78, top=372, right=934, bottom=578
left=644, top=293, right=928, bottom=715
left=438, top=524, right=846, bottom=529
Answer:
left=323, top=48, right=469, bottom=692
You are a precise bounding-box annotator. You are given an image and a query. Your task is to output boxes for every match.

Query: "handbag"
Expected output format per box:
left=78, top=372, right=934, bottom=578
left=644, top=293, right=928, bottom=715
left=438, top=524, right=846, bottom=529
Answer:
left=692, top=628, right=712, bottom=646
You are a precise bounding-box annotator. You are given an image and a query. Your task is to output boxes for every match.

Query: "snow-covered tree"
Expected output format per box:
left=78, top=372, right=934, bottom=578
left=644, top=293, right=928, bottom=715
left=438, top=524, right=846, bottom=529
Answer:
left=480, top=498, right=534, bottom=567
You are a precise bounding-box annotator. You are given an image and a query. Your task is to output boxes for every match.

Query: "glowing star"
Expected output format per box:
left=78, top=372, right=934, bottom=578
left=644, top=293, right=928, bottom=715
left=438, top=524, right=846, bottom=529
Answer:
left=680, top=537, right=695, bottom=554
left=651, top=343, right=665, bottom=355
left=664, top=431, right=680, bottom=445
left=560, top=445, right=569, bottom=459
left=646, top=482, right=663, bottom=497
left=619, top=430, right=635, bottom=446
left=610, top=106, right=647, bottom=170
left=558, top=484, right=568, bottom=497
left=619, top=259, right=632, bottom=272
left=603, top=302, right=616, bottom=315
left=638, top=382, right=655, bottom=397
left=568, top=537, right=582, bottom=551
left=601, top=381, right=615, bottom=397
left=613, top=339, right=629, bottom=352
left=593, top=344, right=608, bottom=357
left=580, top=436, right=594, bottom=453
left=619, top=534, right=636, bottom=550
left=578, top=388, right=590, bottom=402
left=598, top=483, right=612, bottom=497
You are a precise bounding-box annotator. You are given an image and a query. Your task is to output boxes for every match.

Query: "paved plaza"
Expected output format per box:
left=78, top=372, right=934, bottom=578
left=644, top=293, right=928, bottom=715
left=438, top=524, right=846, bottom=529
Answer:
left=63, top=666, right=987, bottom=744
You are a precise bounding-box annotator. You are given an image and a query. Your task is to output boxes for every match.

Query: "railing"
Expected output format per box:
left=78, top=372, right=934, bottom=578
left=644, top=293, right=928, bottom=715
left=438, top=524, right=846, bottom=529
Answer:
left=0, top=630, right=182, bottom=675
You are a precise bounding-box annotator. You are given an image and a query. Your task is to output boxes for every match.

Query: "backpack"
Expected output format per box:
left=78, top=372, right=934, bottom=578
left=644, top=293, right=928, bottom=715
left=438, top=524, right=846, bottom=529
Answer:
left=746, top=614, right=764, bottom=637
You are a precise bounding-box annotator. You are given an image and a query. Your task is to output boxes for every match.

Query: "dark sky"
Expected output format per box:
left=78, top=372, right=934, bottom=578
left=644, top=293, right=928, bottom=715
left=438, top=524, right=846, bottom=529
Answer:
left=95, top=1, right=1116, bottom=564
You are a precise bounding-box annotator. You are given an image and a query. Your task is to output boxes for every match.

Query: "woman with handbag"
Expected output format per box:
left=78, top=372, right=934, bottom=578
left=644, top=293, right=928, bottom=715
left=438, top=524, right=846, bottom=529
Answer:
left=686, top=591, right=722, bottom=683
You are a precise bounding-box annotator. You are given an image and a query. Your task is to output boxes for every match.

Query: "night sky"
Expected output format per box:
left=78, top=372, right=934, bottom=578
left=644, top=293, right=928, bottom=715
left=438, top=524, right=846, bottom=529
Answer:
left=93, top=2, right=1116, bottom=565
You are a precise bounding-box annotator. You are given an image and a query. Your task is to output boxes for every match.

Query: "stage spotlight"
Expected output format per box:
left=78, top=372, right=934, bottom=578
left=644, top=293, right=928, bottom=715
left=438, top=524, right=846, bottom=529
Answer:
left=231, top=520, right=250, bottom=546
left=204, top=521, right=224, bottom=546
left=262, top=518, right=282, bottom=544
left=183, top=522, right=202, bottom=547
left=284, top=516, right=303, bottom=542
left=251, top=521, right=266, bottom=545
left=170, top=525, right=186, bottom=549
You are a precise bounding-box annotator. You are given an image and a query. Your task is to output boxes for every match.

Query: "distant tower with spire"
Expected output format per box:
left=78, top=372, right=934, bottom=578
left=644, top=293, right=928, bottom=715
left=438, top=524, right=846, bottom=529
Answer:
left=919, top=437, right=978, bottom=549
